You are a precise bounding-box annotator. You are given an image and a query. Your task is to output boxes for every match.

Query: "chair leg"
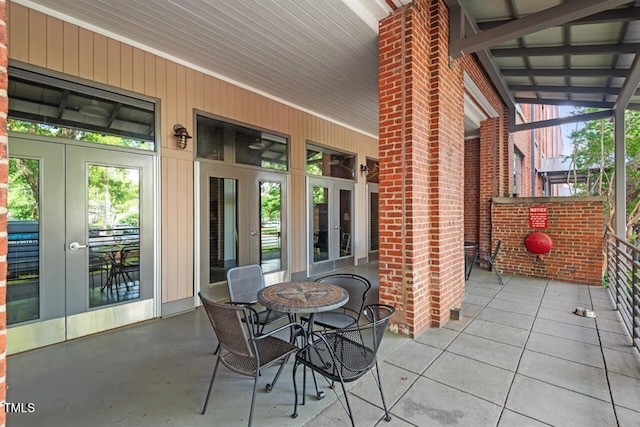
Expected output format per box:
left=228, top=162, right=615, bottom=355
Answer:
left=266, top=354, right=291, bottom=392
left=489, top=260, right=505, bottom=285
left=291, top=360, right=301, bottom=419
left=337, top=378, right=356, bottom=427
left=201, top=355, right=222, bottom=415
left=373, top=361, right=392, bottom=422
left=248, top=371, right=259, bottom=427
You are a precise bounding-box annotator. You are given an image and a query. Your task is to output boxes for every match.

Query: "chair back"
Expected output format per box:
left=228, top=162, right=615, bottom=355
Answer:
left=490, top=240, right=502, bottom=262
left=226, top=264, right=265, bottom=304
left=314, top=274, right=372, bottom=319
left=198, top=292, right=256, bottom=358
left=330, top=304, right=394, bottom=374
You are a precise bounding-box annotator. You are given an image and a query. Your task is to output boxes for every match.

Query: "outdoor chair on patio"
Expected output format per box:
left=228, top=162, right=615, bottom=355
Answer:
left=198, top=292, right=305, bottom=427
left=301, top=273, right=372, bottom=331
left=292, top=304, right=395, bottom=426
left=227, top=264, right=288, bottom=332
left=477, top=239, right=504, bottom=285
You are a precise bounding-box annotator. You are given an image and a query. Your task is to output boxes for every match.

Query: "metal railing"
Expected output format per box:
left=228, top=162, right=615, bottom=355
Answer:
left=606, top=235, right=640, bottom=352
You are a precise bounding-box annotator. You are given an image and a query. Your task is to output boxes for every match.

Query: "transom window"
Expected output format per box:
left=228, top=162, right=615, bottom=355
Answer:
left=196, top=114, right=288, bottom=171
left=306, top=143, right=355, bottom=180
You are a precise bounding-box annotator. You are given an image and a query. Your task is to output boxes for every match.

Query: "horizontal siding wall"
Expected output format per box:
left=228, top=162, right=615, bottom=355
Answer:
left=7, top=2, right=378, bottom=304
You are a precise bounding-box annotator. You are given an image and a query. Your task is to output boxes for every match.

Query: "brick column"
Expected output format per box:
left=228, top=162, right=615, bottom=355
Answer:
left=378, top=0, right=464, bottom=336
left=0, top=0, right=8, bottom=424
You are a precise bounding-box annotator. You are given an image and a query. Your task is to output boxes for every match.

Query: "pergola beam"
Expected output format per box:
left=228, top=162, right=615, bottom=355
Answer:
left=502, top=68, right=628, bottom=78
left=493, top=43, right=640, bottom=57
left=449, top=0, right=631, bottom=59
left=512, top=109, right=614, bottom=132
left=477, top=7, right=640, bottom=30
left=510, top=84, right=633, bottom=95
left=514, top=97, right=640, bottom=110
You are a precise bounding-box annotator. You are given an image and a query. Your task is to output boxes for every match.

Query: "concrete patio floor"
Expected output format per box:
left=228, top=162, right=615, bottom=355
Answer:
left=7, top=265, right=640, bottom=426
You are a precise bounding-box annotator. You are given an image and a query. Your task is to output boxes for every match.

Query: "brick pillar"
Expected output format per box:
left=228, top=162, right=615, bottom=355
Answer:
left=479, top=118, right=500, bottom=255
left=378, top=0, right=464, bottom=336
left=0, top=0, right=8, bottom=424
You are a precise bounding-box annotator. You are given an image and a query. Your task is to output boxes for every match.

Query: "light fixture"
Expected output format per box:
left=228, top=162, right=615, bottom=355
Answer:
left=173, top=124, right=192, bottom=150
left=79, top=100, right=109, bottom=118
left=248, top=139, right=265, bottom=150
left=360, top=164, right=370, bottom=176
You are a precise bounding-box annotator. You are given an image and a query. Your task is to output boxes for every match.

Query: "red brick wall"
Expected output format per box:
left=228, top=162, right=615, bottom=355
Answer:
left=464, top=138, right=480, bottom=244
left=0, top=0, right=7, bottom=423
left=378, top=0, right=465, bottom=336
left=491, top=197, right=604, bottom=285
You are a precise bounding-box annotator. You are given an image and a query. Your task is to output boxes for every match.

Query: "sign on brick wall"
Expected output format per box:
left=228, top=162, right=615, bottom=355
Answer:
left=529, top=206, right=548, bottom=228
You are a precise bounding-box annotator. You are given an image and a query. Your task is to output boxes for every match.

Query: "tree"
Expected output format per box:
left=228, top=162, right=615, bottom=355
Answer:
left=569, top=108, right=640, bottom=241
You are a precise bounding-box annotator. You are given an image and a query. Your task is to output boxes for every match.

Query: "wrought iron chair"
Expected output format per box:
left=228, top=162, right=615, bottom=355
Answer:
left=292, top=304, right=395, bottom=426
left=227, top=264, right=288, bottom=332
left=478, top=239, right=504, bottom=285
left=301, top=274, right=372, bottom=331
left=198, top=292, right=305, bottom=427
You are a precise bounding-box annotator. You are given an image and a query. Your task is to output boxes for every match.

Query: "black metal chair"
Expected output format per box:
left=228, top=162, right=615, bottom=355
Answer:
left=227, top=264, right=288, bottom=332
left=198, top=292, right=305, bottom=427
left=301, top=273, right=372, bottom=331
left=292, top=304, right=395, bottom=426
left=478, top=240, right=504, bottom=285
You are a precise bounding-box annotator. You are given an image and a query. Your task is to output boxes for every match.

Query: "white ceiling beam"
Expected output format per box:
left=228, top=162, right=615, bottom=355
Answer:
left=450, top=0, right=632, bottom=59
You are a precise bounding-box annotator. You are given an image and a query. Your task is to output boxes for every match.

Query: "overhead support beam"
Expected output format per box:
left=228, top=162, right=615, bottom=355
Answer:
left=515, top=97, right=640, bottom=111
left=510, top=84, right=634, bottom=95
left=449, top=0, right=631, bottom=59
left=512, top=109, right=613, bottom=132
left=492, top=43, right=640, bottom=57
left=614, top=53, right=640, bottom=111
left=477, top=7, right=640, bottom=30
left=502, top=68, right=629, bottom=78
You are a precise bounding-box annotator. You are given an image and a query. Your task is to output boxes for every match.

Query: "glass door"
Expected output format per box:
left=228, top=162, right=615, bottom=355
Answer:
left=308, top=177, right=354, bottom=276
left=7, top=136, right=155, bottom=354
left=199, top=163, right=287, bottom=299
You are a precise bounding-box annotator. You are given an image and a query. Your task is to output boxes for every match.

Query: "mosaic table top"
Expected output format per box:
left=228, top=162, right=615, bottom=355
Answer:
left=257, top=281, right=348, bottom=314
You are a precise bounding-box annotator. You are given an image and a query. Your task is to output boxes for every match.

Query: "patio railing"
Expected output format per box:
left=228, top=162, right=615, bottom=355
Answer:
left=606, top=234, right=640, bottom=352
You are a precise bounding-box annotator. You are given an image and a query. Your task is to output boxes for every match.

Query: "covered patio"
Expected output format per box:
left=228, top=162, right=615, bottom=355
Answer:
left=8, top=266, right=640, bottom=426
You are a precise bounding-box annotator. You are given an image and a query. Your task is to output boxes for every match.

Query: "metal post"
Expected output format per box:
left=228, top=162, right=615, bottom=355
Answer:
left=614, top=238, right=620, bottom=308
left=633, top=249, right=638, bottom=340
left=614, top=109, right=626, bottom=238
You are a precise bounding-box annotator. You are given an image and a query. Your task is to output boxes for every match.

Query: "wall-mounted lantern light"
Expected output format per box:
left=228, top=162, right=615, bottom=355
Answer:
left=360, top=164, right=370, bottom=176
left=173, top=124, right=192, bottom=150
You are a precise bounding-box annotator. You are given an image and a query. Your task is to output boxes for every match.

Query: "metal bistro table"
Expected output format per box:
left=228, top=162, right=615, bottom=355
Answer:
left=257, top=281, right=348, bottom=401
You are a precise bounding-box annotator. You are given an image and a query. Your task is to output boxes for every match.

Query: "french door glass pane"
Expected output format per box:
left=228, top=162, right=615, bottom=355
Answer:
left=313, top=186, right=329, bottom=262
left=88, top=165, right=141, bottom=308
left=339, top=189, right=352, bottom=257
left=209, top=178, right=238, bottom=283
left=7, top=158, right=41, bottom=325
left=370, top=192, right=379, bottom=251
left=260, top=181, right=281, bottom=272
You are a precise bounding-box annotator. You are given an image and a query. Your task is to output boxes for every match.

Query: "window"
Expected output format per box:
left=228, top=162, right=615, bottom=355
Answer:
left=306, top=143, right=355, bottom=180
left=514, top=149, right=523, bottom=196
left=8, top=67, right=155, bottom=151
left=196, top=115, right=288, bottom=171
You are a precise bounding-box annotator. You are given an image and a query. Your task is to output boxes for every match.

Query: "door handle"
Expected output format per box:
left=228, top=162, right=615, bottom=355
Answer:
left=334, top=226, right=340, bottom=229
left=250, top=230, right=259, bottom=236
left=69, top=242, right=88, bottom=251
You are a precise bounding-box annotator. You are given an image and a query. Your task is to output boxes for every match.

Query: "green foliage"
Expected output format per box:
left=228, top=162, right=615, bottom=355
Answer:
left=569, top=108, right=640, bottom=237
left=8, top=158, right=39, bottom=220
left=8, top=119, right=154, bottom=150
left=88, top=166, right=140, bottom=229
left=260, top=182, right=281, bottom=222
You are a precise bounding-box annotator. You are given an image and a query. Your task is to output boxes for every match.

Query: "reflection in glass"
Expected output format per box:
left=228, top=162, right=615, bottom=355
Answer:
left=208, top=178, right=238, bottom=283
left=339, top=190, right=352, bottom=257
left=7, top=158, right=40, bottom=325
left=306, top=144, right=355, bottom=180
left=370, top=192, right=379, bottom=251
left=260, top=182, right=281, bottom=272
left=88, top=166, right=141, bottom=308
left=313, top=186, right=329, bottom=262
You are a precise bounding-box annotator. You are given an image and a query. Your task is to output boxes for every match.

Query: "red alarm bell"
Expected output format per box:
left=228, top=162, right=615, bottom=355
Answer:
left=525, top=231, right=553, bottom=255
